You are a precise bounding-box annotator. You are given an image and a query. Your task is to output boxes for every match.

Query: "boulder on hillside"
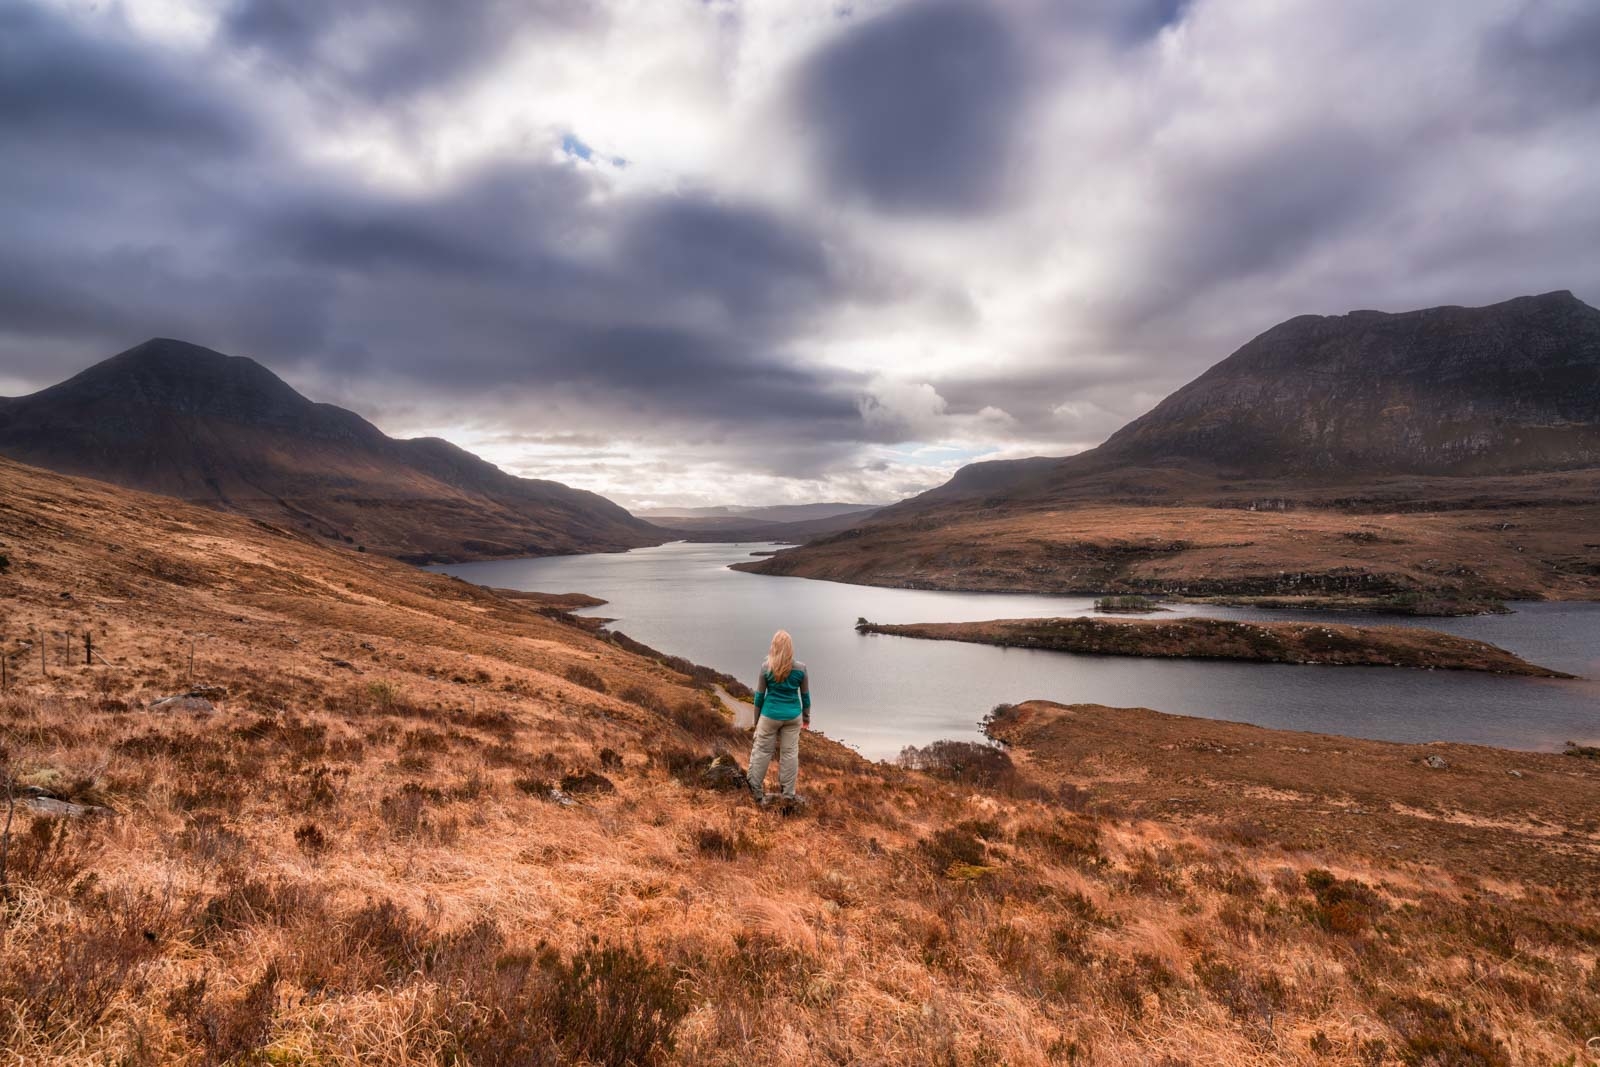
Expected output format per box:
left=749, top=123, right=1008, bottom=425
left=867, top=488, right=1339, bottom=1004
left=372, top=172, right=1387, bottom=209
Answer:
left=701, top=755, right=751, bottom=792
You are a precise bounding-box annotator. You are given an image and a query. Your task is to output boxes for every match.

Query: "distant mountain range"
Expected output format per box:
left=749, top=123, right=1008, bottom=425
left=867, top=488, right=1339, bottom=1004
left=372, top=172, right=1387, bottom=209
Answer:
left=637, top=502, right=884, bottom=544
left=742, top=291, right=1600, bottom=607
left=0, top=338, right=664, bottom=562
left=637, top=502, right=882, bottom=523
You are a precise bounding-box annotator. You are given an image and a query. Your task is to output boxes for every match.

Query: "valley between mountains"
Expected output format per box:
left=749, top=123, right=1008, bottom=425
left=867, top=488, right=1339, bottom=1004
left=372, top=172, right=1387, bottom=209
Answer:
left=1, top=291, right=1598, bottom=1064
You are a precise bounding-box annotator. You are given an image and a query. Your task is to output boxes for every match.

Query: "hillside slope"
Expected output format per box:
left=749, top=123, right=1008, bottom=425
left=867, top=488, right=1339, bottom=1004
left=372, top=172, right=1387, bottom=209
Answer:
left=1, top=455, right=1597, bottom=1064
left=0, top=338, right=665, bottom=562
left=743, top=293, right=1600, bottom=607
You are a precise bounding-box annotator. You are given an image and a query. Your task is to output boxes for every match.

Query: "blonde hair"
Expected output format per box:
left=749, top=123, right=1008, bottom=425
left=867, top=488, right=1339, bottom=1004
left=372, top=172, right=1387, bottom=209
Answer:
left=764, top=630, right=795, bottom=682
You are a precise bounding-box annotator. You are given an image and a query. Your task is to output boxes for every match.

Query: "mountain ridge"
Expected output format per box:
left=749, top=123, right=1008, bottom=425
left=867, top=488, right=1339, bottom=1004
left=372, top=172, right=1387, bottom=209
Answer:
left=0, top=337, right=665, bottom=562
left=741, top=291, right=1600, bottom=607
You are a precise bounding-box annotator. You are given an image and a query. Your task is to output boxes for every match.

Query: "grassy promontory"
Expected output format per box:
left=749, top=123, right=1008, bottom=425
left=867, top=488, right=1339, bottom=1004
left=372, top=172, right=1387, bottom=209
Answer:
left=856, top=615, right=1572, bottom=676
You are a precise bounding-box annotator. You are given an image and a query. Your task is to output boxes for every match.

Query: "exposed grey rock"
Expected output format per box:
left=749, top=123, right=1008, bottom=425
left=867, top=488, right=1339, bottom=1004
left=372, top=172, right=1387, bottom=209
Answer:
left=1507, top=769, right=1524, bottom=778
left=1424, top=755, right=1449, bottom=769
left=701, top=755, right=751, bottom=792
left=26, top=796, right=111, bottom=818
left=149, top=694, right=215, bottom=712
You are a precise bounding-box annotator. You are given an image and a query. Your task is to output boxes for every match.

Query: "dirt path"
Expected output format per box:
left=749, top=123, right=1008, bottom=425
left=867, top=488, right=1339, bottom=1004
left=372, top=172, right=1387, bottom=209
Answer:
left=714, top=683, right=755, bottom=728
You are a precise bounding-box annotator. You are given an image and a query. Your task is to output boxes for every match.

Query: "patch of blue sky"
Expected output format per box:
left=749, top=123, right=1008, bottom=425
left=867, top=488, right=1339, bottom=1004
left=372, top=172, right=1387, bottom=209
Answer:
left=880, top=443, right=996, bottom=467
left=561, top=133, right=628, bottom=169
left=560, top=133, right=593, bottom=161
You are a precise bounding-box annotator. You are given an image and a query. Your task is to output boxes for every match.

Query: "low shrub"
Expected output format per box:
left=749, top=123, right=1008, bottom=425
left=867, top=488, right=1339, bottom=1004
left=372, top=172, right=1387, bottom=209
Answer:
left=620, top=684, right=669, bottom=716
left=1375, top=994, right=1510, bottom=1067
left=1194, top=955, right=1288, bottom=1033
left=648, top=745, right=706, bottom=780
left=293, top=821, right=329, bottom=855
left=1, top=886, right=173, bottom=1029
left=695, top=826, right=744, bottom=860
left=367, top=680, right=405, bottom=712
left=560, top=771, right=615, bottom=796
left=439, top=934, right=688, bottom=1066
left=1303, top=869, right=1386, bottom=935
left=1015, top=818, right=1102, bottom=867
left=897, top=739, right=1017, bottom=790
left=565, top=665, right=608, bottom=694
left=513, top=774, right=553, bottom=796
left=165, top=961, right=281, bottom=1067
left=669, top=698, right=738, bottom=744
left=920, top=827, right=987, bottom=871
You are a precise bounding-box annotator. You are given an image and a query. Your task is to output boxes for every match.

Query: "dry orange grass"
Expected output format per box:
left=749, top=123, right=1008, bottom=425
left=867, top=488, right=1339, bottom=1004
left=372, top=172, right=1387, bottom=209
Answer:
left=740, top=470, right=1600, bottom=609
left=1, top=457, right=1598, bottom=1065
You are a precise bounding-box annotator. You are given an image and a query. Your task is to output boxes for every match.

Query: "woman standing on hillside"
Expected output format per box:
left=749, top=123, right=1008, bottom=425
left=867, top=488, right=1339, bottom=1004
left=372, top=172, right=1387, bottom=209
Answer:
left=747, top=629, right=810, bottom=804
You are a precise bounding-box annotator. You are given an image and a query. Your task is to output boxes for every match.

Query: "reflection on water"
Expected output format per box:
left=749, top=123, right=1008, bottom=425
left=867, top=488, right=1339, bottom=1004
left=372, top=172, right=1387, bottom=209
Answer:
left=434, top=542, right=1600, bottom=761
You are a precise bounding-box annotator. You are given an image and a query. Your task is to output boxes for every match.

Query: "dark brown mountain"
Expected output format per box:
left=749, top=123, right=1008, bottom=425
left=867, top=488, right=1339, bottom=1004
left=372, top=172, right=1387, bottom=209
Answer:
left=1096, top=289, right=1600, bottom=476
left=909, top=290, right=1600, bottom=510
left=741, top=292, right=1600, bottom=607
left=0, top=338, right=664, bottom=562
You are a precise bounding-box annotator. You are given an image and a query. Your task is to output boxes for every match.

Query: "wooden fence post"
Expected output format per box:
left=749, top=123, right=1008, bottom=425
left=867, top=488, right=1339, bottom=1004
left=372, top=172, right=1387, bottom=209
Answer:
left=84, top=632, right=92, bottom=667
left=36, top=628, right=46, bottom=678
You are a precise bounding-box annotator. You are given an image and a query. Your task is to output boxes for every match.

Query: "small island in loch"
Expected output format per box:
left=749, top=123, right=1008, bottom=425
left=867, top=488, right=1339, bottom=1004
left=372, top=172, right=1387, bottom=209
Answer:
left=856, top=615, right=1574, bottom=677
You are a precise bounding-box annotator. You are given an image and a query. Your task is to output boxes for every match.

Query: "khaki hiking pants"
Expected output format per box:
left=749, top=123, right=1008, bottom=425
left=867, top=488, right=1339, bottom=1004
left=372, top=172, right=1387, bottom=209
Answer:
left=747, top=714, right=801, bottom=797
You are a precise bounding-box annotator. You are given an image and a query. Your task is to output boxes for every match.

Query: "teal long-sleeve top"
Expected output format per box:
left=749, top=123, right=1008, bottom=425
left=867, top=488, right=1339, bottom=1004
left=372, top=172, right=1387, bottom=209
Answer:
left=753, top=662, right=810, bottom=721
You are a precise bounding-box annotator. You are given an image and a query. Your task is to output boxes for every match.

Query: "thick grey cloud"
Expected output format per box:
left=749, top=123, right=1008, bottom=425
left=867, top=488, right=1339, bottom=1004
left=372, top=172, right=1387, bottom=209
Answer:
left=0, top=3, right=254, bottom=151
left=220, top=0, right=597, bottom=102
left=0, top=1, right=876, bottom=467
left=791, top=1, right=1029, bottom=215
left=1484, top=0, right=1600, bottom=112
left=0, top=0, right=1597, bottom=506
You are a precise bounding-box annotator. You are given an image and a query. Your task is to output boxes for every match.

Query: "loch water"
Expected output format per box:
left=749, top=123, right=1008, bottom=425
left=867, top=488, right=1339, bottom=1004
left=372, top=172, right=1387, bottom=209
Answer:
left=435, top=541, right=1600, bottom=760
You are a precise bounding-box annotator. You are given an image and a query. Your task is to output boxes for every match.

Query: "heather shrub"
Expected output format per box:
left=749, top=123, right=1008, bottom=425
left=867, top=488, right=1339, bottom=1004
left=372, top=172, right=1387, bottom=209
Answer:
left=669, top=697, right=738, bottom=744
left=165, top=961, right=281, bottom=1067
left=897, top=739, right=1017, bottom=790
left=565, top=665, right=608, bottom=694
left=1303, top=868, right=1386, bottom=935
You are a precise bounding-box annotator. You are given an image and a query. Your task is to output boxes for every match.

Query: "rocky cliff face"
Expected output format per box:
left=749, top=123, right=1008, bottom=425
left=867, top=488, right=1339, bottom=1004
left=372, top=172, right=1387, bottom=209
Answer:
left=1095, top=290, right=1600, bottom=476
left=0, top=338, right=663, bottom=561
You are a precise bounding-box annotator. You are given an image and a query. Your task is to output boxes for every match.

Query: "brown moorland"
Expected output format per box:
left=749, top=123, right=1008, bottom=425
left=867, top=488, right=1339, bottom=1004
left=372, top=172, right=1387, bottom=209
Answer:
left=738, top=471, right=1600, bottom=611
left=856, top=616, right=1573, bottom=676
left=2, top=456, right=1599, bottom=1065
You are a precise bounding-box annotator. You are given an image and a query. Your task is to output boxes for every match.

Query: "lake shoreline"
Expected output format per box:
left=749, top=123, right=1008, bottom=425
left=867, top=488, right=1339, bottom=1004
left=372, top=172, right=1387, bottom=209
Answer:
left=985, top=700, right=1600, bottom=889
left=435, top=542, right=1600, bottom=758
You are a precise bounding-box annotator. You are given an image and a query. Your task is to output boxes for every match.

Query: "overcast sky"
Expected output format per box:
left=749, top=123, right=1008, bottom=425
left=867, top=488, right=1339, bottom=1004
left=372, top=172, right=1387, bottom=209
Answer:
left=2, top=0, right=1597, bottom=508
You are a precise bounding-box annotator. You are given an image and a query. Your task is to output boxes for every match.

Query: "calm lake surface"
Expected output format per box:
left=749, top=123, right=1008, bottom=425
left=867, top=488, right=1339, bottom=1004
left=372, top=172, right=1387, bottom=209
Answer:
left=436, top=542, right=1600, bottom=760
